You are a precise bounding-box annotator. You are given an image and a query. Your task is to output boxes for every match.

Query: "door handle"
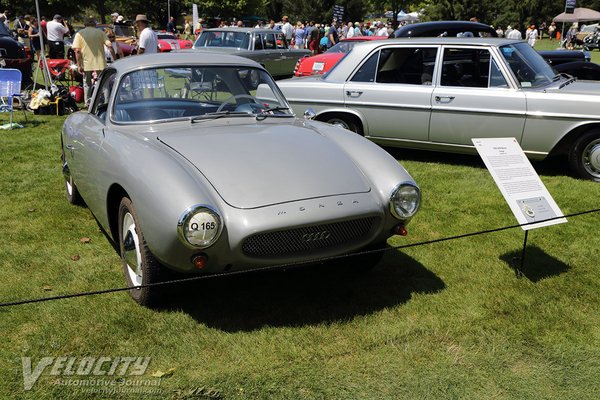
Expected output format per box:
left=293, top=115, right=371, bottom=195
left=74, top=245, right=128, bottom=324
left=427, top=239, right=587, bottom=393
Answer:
left=66, top=144, right=76, bottom=150
left=346, top=90, right=363, bottom=97
left=435, top=96, right=455, bottom=102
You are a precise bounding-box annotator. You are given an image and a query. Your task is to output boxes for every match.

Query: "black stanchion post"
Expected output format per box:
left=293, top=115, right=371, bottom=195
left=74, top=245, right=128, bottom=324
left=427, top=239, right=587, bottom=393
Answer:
left=516, top=230, right=529, bottom=277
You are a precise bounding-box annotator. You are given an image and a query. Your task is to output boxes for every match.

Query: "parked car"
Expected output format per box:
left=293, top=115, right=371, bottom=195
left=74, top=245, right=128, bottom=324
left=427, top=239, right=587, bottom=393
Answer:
left=294, top=36, right=388, bottom=76
left=554, top=61, right=600, bottom=80
left=0, top=20, right=32, bottom=83
left=277, top=37, right=600, bottom=181
left=156, top=32, right=193, bottom=50
left=582, top=27, right=600, bottom=51
left=191, top=28, right=310, bottom=78
left=61, top=52, right=421, bottom=306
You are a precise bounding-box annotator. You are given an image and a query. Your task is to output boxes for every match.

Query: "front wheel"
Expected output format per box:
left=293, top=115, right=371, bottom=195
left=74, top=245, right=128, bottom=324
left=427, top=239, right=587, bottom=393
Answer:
left=62, top=152, right=83, bottom=205
left=118, top=197, right=166, bottom=307
left=568, top=129, right=600, bottom=182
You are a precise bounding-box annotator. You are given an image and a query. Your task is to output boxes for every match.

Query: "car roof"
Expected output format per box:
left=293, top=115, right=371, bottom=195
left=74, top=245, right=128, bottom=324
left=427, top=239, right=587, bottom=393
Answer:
left=393, top=21, right=498, bottom=38
left=203, top=27, right=278, bottom=34
left=110, top=51, right=262, bottom=72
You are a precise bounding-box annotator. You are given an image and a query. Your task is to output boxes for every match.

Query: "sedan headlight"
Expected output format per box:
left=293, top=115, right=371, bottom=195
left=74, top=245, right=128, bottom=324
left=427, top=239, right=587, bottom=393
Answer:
left=390, top=183, right=421, bottom=220
left=177, top=205, right=223, bottom=248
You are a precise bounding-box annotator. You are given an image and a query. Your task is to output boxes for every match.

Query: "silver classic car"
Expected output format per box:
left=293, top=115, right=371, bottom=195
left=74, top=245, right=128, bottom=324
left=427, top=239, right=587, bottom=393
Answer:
left=192, top=28, right=310, bottom=79
left=277, top=38, right=600, bottom=181
left=61, top=53, right=421, bottom=307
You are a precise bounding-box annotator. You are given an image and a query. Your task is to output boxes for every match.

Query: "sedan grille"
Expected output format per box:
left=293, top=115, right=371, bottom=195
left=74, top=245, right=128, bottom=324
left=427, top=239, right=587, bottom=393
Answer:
left=242, top=217, right=380, bottom=258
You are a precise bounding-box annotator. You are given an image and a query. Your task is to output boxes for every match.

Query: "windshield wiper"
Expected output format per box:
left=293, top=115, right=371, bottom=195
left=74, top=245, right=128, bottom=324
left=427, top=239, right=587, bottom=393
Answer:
left=191, top=111, right=251, bottom=123
left=255, top=107, right=291, bottom=121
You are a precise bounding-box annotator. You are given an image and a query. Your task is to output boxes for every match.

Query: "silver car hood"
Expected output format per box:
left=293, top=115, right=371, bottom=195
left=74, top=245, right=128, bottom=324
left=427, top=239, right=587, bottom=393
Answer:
left=158, top=121, right=371, bottom=209
left=542, top=80, right=600, bottom=95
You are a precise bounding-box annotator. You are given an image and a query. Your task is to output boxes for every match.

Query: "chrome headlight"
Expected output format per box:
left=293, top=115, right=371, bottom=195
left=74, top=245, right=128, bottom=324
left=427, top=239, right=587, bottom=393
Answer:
left=177, top=205, right=223, bottom=248
left=390, top=183, right=421, bottom=220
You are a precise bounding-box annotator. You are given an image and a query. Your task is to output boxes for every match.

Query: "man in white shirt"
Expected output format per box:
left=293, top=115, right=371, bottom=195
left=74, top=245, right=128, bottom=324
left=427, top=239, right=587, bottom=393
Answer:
left=134, top=14, right=158, bottom=54
left=376, top=21, right=388, bottom=37
left=346, top=22, right=355, bottom=38
left=281, top=16, right=293, bottom=41
left=46, top=14, right=70, bottom=58
left=506, top=26, right=522, bottom=40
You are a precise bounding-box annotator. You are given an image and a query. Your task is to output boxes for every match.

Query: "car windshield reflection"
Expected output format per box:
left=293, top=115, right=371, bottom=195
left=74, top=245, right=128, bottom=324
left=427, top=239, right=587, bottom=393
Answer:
left=499, top=42, right=555, bottom=88
left=112, top=66, right=292, bottom=123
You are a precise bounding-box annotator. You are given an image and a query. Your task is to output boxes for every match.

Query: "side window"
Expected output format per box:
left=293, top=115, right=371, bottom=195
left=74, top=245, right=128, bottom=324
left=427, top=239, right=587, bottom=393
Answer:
left=375, top=47, right=438, bottom=85
left=350, top=51, right=380, bottom=82
left=254, top=34, right=264, bottom=50
left=91, top=69, right=116, bottom=120
left=264, top=34, right=276, bottom=49
left=275, top=33, right=287, bottom=49
left=489, top=59, right=509, bottom=88
left=440, top=48, right=492, bottom=88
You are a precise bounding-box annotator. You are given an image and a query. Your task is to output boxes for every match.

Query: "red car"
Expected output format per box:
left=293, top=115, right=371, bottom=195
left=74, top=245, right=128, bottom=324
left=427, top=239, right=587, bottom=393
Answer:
left=294, top=36, right=388, bottom=77
left=156, top=32, right=194, bottom=52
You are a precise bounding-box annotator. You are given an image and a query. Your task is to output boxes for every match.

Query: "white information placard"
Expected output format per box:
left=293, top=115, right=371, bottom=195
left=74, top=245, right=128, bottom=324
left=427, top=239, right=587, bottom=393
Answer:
left=472, top=138, right=567, bottom=230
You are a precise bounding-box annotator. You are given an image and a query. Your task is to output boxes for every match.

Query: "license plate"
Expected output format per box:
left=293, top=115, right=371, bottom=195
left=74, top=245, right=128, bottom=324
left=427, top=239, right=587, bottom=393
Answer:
left=312, top=62, right=325, bottom=72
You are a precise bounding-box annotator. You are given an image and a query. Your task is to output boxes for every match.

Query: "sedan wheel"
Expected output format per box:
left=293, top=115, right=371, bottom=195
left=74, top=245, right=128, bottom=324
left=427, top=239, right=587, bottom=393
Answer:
left=569, top=129, right=600, bottom=182
left=118, top=197, right=165, bottom=307
left=325, top=116, right=362, bottom=134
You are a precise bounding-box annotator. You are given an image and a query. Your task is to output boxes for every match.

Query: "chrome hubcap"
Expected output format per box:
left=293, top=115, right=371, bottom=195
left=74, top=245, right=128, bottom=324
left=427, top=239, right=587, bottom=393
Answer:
left=582, top=139, right=600, bottom=178
left=330, top=119, right=349, bottom=130
left=122, top=212, right=143, bottom=287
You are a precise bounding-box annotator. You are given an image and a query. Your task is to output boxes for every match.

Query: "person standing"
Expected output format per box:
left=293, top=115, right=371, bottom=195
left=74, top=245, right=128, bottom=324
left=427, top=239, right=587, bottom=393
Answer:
left=294, top=22, right=305, bottom=48
left=281, top=16, right=293, bottom=42
left=46, top=14, right=70, bottom=58
left=183, top=19, right=191, bottom=40
left=104, top=28, right=123, bottom=63
left=134, top=14, right=158, bottom=54
left=526, top=24, right=538, bottom=47
left=376, top=21, right=388, bottom=37
left=73, top=16, right=111, bottom=102
left=166, top=16, right=176, bottom=33
left=548, top=22, right=556, bottom=41
left=28, top=17, right=42, bottom=61
left=327, top=20, right=338, bottom=48
left=506, top=25, right=522, bottom=40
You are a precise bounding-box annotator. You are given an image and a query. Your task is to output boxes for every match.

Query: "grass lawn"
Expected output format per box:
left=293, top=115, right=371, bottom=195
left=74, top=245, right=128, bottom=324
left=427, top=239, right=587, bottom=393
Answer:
left=1, top=112, right=600, bottom=399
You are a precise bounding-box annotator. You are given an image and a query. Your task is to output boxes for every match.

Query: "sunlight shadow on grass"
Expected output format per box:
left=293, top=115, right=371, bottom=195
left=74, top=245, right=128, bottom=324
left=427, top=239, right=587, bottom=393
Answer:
left=159, top=250, right=445, bottom=332
left=500, top=245, right=571, bottom=282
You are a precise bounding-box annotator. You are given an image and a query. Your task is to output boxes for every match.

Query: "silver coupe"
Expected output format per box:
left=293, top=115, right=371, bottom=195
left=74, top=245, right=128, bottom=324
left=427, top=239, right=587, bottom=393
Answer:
left=61, top=53, right=421, bottom=307
left=277, top=38, right=600, bottom=181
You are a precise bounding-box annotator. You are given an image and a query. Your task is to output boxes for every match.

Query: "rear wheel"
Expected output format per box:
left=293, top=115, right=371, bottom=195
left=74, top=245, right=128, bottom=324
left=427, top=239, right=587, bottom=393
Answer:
left=118, top=197, right=166, bottom=307
left=323, top=114, right=362, bottom=135
left=568, top=129, right=600, bottom=182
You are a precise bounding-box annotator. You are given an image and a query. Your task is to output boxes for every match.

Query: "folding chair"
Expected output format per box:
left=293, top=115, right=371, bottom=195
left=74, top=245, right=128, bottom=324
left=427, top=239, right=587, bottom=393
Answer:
left=0, top=68, right=27, bottom=129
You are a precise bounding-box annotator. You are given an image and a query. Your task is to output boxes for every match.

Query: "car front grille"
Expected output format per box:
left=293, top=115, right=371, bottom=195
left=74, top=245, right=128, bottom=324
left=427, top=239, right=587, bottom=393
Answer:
left=241, top=216, right=380, bottom=258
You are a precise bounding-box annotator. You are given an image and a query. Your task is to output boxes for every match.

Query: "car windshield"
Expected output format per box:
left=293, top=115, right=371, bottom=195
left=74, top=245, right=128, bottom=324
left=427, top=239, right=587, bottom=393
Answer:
left=114, top=24, right=136, bottom=37
left=194, top=31, right=250, bottom=49
left=112, top=66, right=292, bottom=123
left=499, top=42, right=555, bottom=88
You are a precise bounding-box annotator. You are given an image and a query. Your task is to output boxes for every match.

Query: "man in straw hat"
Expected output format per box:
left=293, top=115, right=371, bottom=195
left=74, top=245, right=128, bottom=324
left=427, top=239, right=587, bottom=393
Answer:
left=134, top=14, right=158, bottom=54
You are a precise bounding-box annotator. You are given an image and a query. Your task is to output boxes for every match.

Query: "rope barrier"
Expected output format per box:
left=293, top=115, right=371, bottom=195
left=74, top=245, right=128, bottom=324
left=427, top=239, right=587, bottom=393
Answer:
left=1, top=208, right=598, bottom=308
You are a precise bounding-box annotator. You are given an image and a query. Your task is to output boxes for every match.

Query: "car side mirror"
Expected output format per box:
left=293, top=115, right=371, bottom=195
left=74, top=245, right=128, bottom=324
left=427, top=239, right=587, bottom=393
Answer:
left=303, top=108, right=316, bottom=120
